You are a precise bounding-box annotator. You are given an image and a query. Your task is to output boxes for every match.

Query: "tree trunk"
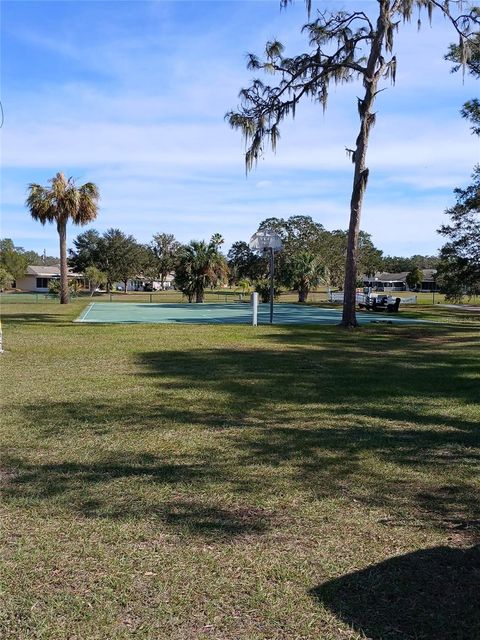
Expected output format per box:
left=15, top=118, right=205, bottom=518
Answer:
left=57, top=220, right=69, bottom=304
left=124, top=280, right=128, bottom=293
left=196, top=287, right=204, bottom=303
left=340, top=5, right=387, bottom=328
left=298, top=286, right=308, bottom=303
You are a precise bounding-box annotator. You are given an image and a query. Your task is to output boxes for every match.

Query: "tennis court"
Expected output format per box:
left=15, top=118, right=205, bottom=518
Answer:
left=75, top=302, right=427, bottom=325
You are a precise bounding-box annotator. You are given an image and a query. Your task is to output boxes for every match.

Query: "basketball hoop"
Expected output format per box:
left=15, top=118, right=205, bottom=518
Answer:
left=249, top=230, right=283, bottom=252
left=249, top=229, right=283, bottom=324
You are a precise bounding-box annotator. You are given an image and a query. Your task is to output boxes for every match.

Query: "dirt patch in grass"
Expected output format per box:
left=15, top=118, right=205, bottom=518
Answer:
left=0, top=468, right=18, bottom=485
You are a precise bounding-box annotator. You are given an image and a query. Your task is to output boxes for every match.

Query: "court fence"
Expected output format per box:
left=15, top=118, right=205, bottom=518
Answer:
left=1, top=289, right=331, bottom=305
left=328, top=292, right=418, bottom=304
left=0, top=289, right=334, bottom=304
left=0, top=291, right=247, bottom=304
left=0, top=292, right=60, bottom=303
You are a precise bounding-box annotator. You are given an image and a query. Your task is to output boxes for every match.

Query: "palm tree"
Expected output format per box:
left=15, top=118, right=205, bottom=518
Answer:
left=26, top=172, right=99, bottom=304
left=290, top=251, right=326, bottom=303
left=236, top=278, right=253, bottom=300
left=175, top=237, right=228, bottom=303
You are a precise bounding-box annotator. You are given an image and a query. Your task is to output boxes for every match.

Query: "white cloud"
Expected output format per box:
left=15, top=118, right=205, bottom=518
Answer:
left=3, top=0, right=478, bottom=257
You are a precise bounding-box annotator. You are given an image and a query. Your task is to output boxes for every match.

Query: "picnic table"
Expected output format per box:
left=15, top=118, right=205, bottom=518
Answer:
left=358, top=295, right=401, bottom=313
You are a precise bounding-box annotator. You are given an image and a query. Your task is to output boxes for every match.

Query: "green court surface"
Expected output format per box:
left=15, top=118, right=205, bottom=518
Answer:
left=75, top=302, right=427, bottom=325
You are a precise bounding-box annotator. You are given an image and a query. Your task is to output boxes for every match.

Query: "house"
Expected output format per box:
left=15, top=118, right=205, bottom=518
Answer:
left=15, top=266, right=84, bottom=292
left=363, top=269, right=439, bottom=292
left=363, top=272, right=409, bottom=291
left=416, top=269, right=439, bottom=292
left=112, top=272, right=176, bottom=292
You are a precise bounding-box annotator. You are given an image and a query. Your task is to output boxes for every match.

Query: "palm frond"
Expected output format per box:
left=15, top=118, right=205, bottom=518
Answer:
left=26, top=173, right=100, bottom=227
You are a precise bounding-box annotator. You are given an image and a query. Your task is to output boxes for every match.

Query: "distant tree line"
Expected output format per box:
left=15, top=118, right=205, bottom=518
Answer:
left=1, top=221, right=448, bottom=301
left=381, top=255, right=439, bottom=273
left=67, top=228, right=227, bottom=302
left=62, top=215, right=436, bottom=303
left=2, top=215, right=447, bottom=301
left=226, top=215, right=384, bottom=302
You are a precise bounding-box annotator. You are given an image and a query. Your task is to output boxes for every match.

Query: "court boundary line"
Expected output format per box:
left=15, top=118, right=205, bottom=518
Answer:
left=75, top=303, right=96, bottom=323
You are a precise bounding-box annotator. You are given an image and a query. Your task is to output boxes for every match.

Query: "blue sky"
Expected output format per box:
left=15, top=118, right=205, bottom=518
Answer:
left=2, top=0, right=479, bottom=258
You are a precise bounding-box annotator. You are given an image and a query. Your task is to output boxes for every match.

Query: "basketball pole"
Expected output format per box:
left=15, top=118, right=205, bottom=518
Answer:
left=252, top=292, right=258, bottom=326
left=248, top=229, right=283, bottom=326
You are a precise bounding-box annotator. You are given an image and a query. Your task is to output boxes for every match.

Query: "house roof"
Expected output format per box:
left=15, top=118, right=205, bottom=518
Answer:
left=26, top=265, right=82, bottom=277
left=364, top=269, right=438, bottom=282
left=373, top=272, right=409, bottom=282
left=420, top=269, right=438, bottom=282
left=27, top=265, right=61, bottom=276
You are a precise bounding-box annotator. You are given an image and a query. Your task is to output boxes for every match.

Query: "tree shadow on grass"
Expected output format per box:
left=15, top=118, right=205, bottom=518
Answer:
left=132, top=332, right=479, bottom=534
left=1, top=453, right=271, bottom=538
left=6, top=324, right=479, bottom=536
left=137, top=325, right=480, bottom=412
left=311, top=545, right=480, bottom=640
left=233, top=423, right=480, bottom=532
left=16, top=399, right=236, bottom=437
left=10, top=398, right=480, bottom=533
left=1, top=312, right=70, bottom=326
left=261, top=323, right=479, bottom=350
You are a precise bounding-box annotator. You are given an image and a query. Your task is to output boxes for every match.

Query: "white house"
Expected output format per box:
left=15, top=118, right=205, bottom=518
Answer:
left=362, top=269, right=439, bottom=292
left=15, top=266, right=84, bottom=292
left=113, top=272, right=176, bottom=292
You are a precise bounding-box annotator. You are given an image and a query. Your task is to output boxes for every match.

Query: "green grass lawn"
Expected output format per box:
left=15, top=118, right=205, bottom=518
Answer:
left=1, top=302, right=479, bottom=639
